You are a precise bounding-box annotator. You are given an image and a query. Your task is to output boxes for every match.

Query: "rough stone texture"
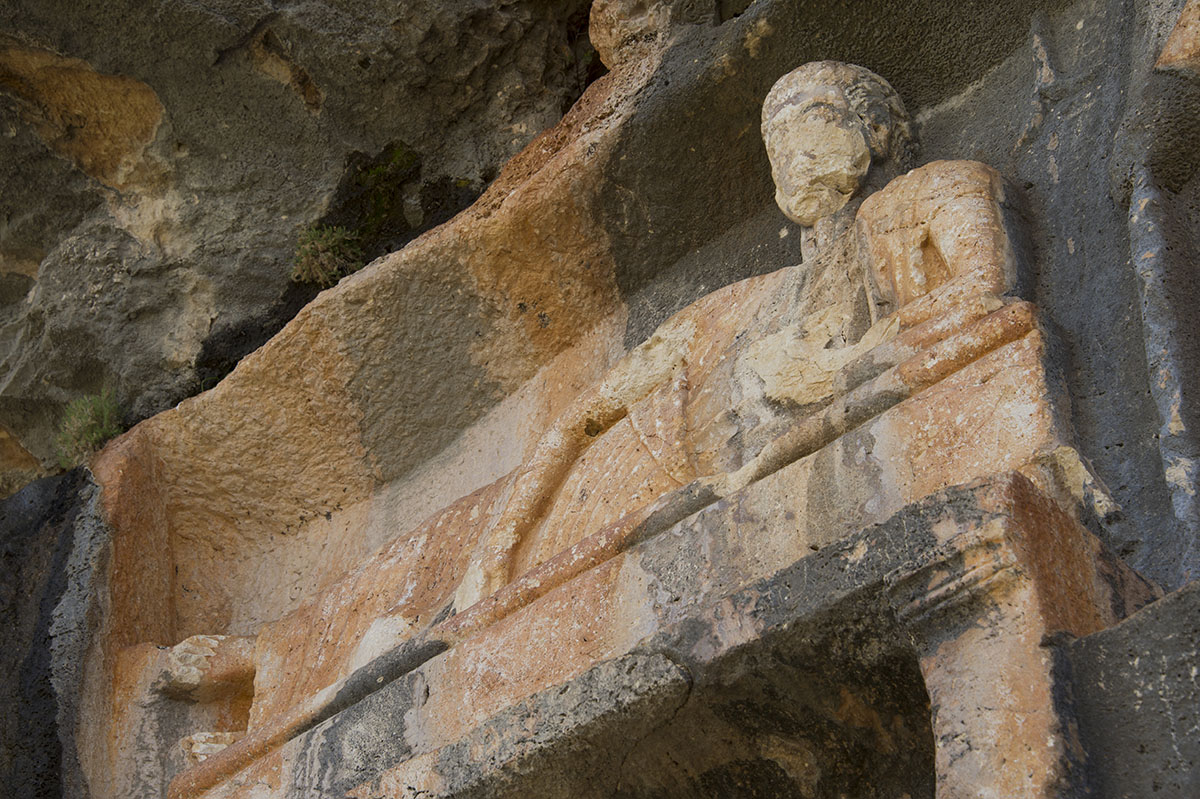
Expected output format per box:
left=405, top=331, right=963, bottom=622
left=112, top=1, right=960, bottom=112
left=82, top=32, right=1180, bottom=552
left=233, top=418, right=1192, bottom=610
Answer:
left=0, top=0, right=596, bottom=489
left=0, top=424, right=42, bottom=497
left=588, top=0, right=672, bottom=69
left=3, top=0, right=1200, bottom=797
left=1107, top=0, right=1200, bottom=585
left=594, top=0, right=1197, bottom=589
left=170, top=475, right=1152, bottom=798
left=89, top=68, right=638, bottom=650
left=108, top=137, right=1045, bottom=787
left=857, top=161, right=1023, bottom=310
left=914, top=0, right=1198, bottom=586
left=119, top=121, right=1130, bottom=795
left=761, top=60, right=912, bottom=227
left=0, top=471, right=82, bottom=799
left=0, top=469, right=109, bottom=799
left=1071, top=580, right=1200, bottom=798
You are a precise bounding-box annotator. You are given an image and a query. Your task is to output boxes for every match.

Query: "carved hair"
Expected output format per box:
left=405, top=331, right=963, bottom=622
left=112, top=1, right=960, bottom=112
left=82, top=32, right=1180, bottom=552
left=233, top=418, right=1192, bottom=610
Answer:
left=762, top=61, right=916, bottom=179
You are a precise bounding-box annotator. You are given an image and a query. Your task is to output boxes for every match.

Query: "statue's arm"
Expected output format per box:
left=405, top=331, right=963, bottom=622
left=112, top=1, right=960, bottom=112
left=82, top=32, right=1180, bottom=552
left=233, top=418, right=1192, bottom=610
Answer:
left=461, top=312, right=696, bottom=606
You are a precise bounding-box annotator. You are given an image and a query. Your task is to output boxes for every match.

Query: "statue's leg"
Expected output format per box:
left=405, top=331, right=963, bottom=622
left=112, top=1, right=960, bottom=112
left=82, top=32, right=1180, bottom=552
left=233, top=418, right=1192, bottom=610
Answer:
left=886, top=475, right=1157, bottom=798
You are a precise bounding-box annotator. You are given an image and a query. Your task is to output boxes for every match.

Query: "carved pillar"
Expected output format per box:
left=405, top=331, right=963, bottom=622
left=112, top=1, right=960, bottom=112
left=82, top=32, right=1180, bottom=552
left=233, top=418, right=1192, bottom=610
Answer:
left=886, top=475, right=1157, bottom=798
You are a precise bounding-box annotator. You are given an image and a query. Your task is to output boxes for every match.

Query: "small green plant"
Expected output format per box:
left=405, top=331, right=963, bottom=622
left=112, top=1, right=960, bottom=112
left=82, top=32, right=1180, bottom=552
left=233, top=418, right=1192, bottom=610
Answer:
left=291, top=225, right=364, bottom=288
left=55, top=389, right=124, bottom=468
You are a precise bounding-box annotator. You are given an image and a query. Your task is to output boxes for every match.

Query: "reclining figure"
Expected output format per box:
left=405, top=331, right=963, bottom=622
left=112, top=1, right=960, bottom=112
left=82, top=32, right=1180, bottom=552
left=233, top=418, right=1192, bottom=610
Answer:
left=153, top=61, right=1135, bottom=799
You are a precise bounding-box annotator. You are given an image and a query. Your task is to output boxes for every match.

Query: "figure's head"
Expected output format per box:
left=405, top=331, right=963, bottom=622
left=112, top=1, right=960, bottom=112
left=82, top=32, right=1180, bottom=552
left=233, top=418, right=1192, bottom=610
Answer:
left=762, top=61, right=913, bottom=226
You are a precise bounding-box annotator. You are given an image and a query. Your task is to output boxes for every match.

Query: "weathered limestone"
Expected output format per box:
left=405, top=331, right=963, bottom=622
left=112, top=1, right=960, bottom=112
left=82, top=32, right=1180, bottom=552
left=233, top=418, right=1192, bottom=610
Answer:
left=158, top=635, right=255, bottom=704
left=1070, top=580, right=1200, bottom=795
left=589, top=0, right=671, bottom=68
left=762, top=60, right=912, bottom=228
left=857, top=160, right=1019, bottom=313
left=84, top=41, right=655, bottom=799
left=179, top=733, right=244, bottom=770
left=0, top=0, right=598, bottom=493
left=91, top=70, right=635, bottom=647
left=74, top=58, right=1162, bottom=799
left=886, top=474, right=1158, bottom=797
left=0, top=424, right=42, bottom=497
left=169, top=474, right=1155, bottom=798
left=8, top=3, right=1200, bottom=798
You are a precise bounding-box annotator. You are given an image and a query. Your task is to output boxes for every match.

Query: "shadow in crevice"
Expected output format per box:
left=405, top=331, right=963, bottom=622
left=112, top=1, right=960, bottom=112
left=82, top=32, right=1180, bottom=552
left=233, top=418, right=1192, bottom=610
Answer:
left=617, top=611, right=935, bottom=798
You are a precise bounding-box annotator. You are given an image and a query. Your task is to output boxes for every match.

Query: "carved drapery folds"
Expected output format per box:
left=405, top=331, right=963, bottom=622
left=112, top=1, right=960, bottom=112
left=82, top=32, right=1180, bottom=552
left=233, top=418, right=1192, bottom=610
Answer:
left=92, top=57, right=1163, bottom=799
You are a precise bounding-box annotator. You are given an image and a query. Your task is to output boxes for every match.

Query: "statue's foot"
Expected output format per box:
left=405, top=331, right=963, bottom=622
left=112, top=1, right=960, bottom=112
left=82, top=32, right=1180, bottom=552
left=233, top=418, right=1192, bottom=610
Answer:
left=180, top=731, right=244, bottom=767
left=157, top=634, right=256, bottom=702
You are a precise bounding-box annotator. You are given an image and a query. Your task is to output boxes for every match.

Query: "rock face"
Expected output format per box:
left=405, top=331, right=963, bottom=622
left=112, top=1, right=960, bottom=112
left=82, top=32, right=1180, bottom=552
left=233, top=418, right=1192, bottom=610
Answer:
left=3, top=0, right=1200, bottom=798
left=0, top=469, right=107, bottom=799
left=0, top=0, right=597, bottom=490
left=1071, top=581, right=1200, bottom=796
left=0, top=470, right=85, bottom=799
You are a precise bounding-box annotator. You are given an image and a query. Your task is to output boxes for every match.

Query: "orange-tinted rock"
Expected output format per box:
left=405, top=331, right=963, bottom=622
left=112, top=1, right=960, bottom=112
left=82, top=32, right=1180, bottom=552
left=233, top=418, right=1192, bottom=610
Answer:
left=177, top=470, right=1154, bottom=798
left=857, top=160, right=1019, bottom=310
left=888, top=474, right=1159, bottom=799
left=1157, top=0, right=1200, bottom=74
left=83, top=58, right=1166, bottom=799
left=86, top=57, right=653, bottom=799
left=0, top=45, right=165, bottom=190
left=167, top=216, right=1077, bottom=798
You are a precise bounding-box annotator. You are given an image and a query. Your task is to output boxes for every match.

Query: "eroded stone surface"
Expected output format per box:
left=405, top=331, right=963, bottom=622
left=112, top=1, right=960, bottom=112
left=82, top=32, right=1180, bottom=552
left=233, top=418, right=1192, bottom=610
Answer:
left=8, top=1, right=1196, bottom=796
left=1071, top=581, right=1200, bottom=798
left=0, top=44, right=165, bottom=190
left=857, top=160, right=1021, bottom=311
left=180, top=475, right=1153, bottom=798
left=166, top=172, right=1087, bottom=799
left=589, top=0, right=718, bottom=69
left=79, top=53, right=1159, bottom=799
left=761, top=61, right=913, bottom=227
left=0, top=0, right=598, bottom=492
left=0, top=425, right=42, bottom=497
left=158, top=635, right=255, bottom=705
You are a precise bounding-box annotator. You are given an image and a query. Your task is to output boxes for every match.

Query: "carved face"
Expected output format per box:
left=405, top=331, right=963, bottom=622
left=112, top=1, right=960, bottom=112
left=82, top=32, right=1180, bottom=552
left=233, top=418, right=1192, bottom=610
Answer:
left=762, top=62, right=911, bottom=227
left=763, top=92, right=872, bottom=226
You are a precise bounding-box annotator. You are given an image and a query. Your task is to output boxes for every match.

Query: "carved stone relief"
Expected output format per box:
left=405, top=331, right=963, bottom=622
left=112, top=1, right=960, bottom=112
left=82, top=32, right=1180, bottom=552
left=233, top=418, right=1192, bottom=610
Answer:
left=91, top=55, right=1166, bottom=799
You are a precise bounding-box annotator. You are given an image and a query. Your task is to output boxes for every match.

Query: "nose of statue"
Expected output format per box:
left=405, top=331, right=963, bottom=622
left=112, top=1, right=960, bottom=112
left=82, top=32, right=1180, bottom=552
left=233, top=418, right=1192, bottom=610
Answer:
left=768, top=107, right=871, bottom=227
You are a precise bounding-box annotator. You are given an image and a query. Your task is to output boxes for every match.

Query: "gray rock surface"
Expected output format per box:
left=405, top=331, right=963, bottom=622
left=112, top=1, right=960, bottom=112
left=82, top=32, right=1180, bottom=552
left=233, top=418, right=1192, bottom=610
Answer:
left=0, top=0, right=597, bottom=485
left=0, top=469, right=94, bottom=799
left=1071, top=581, right=1200, bottom=798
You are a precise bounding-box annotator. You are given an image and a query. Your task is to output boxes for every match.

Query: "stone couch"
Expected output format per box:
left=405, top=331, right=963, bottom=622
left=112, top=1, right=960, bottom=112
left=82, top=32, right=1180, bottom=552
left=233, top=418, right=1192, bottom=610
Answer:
left=103, top=62, right=1158, bottom=799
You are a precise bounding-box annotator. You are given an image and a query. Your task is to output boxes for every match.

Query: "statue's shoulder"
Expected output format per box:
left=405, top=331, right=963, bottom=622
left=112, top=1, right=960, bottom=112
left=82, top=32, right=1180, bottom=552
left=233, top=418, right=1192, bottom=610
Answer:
left=863, top=160, right=1011, bottom=212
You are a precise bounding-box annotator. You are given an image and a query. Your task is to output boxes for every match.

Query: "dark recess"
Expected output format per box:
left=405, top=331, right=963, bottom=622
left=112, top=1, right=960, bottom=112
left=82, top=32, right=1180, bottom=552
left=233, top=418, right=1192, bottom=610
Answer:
left=0, top=470, right=86, bottom=799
